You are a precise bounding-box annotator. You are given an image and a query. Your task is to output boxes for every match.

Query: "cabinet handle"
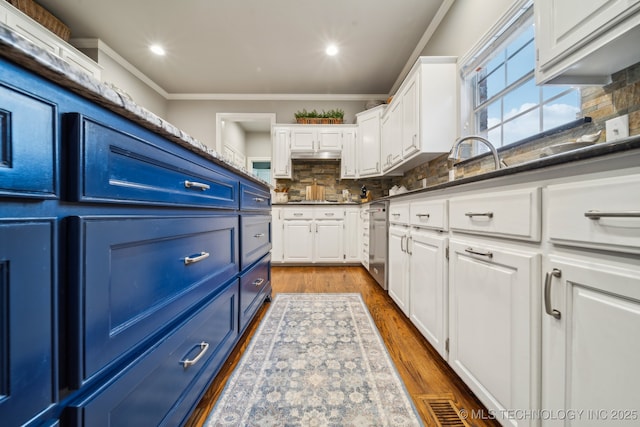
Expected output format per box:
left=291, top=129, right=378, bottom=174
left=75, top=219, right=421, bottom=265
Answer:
left=584, top=210, right=640, bottom=219
left=254, top=233, right=265, bottom=238
left=464, top=247, right=493, bottom=258
left=407, top=236, right=413, bottom=255
left=184, top=180, right=210, bottom=191
left=465, top=212, right=494, bottom=218
left=324, top=212, right=335, bottom=217
left=253, top=278, right=265, bottom=287
left=544, top=268, right=562, bottom=319
left=180, top=341, right=209, bottom=369
left=400, top=235, right=406, bottom=253
left=184, top=251, right=210, bottom=265
left=293, top=212, right=304, bottom=217
left=253, top=197, right=266, bottom=203
left=416, top=213, right=430, bottom=219
left=316, top=223, right=319, bottom=233
left=391, top=213, right=401, bottom=217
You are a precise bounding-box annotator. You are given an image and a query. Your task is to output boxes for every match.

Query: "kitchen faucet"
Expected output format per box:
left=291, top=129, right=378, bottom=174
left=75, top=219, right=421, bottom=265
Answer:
left=448, top=135, right=507, bottom=170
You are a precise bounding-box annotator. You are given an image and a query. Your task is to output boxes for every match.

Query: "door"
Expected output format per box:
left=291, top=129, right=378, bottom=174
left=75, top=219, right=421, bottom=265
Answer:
left=409, top=229, right=448, bottom=359
left=388, top=225, right=409, bottom=315
left=283, top=220, right=313, bottom=262
left=542, top=255, right=640, bottom=426
left=314, top=220, right=344, bottom=262
left=449, top=239, right=539, bottom=426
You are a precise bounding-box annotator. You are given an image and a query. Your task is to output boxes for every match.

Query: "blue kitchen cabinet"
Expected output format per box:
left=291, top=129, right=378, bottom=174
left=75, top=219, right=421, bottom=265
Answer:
left=0, top=220, right=56, bottom=426
left=239, top=253, right=272, bottom=332
left=0, top=80, right=57, bottom=199
left=240, top=214, right=272, bottom=269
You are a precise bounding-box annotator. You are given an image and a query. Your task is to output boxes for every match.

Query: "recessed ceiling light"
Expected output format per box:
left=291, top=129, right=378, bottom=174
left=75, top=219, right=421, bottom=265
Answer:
left=149, top=44, right=166, bottom=56
left=325, top=44, right=338, bottom=56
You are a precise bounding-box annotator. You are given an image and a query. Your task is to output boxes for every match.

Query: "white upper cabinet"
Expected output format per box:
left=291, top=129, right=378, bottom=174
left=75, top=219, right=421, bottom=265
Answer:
left=290, top=126, right=344, bottom=152
left=356, top=105, right=385, bottom=177
left=340, top=128, right=357, bottom=179
left=380, top=56, right=457, bottom=174
left=272, top=126, right=291, bottom=179
left=535, top=0, right=640, bottom=84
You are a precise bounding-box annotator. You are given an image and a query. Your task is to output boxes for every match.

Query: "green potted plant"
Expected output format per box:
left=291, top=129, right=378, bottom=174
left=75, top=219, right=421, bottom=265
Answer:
left=294, top=108, right=344, bottom=124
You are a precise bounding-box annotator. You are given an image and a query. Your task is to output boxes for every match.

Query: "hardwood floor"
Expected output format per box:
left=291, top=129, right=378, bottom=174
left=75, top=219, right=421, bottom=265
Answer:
left=186, top=266, right=499, bottom=427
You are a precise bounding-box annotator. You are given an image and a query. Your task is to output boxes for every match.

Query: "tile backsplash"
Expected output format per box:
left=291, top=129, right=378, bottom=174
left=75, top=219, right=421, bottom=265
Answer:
left=277, top=61, right=640, bottom=198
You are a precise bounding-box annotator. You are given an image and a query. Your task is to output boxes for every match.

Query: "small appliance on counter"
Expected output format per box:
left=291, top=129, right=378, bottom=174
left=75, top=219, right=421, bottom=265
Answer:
left=360, top=185, right=371, bottom=202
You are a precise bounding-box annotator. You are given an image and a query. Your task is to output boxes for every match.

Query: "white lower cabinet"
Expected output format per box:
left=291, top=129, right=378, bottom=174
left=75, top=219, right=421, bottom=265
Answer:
left=388, top=224, right=410, bottom=315
left=409, top=228, right=448, bottom=359
left=283, top=220, right=313, bottom=262
left=271, top=207, right=283, bottom=262
left=541, top=254, right=640, bottom=427
left=449, top=238, right=540, bottom=427
left=344, top=207, right=360, bottom=263
left=314, top=220, right=344, bottom=262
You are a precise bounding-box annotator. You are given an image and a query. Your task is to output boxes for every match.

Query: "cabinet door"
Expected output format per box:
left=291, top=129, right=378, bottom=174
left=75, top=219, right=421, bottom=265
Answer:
left=290, top=128, right=316, bottom=151
left=542, top=255, right=640, bottom=427
left=317, top=128, right=342, bottom=151
left=388, top=225, right=409, bottom=315
left=449, top=239, right=539, bottom=426
left=357, top=111, right=381, bottom=177
left=272, top=127, right=291, bottom=178
left=401, top=73, right=419, bottom=158
left=341, top=129, right=357, bottom=179
left=380, top=112, right=393, bottom=171
left=0, top=220, right=55, bottom=427
left=388, top=102, right=403, bottom=169
left=409, top=229, right=448, bottom=359
left=271, top=207, right=283, bottom=262
left=314, top=220, right=344, bottom=262
left=283, top=220, right=313, bottom=262
left=344, top=208, right=360, bottom=262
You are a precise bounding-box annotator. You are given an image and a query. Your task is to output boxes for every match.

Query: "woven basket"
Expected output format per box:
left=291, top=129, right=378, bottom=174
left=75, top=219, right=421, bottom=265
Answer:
left=296, top=118, right=343, bottom=125
left=7, top=0, right=71, bottom=41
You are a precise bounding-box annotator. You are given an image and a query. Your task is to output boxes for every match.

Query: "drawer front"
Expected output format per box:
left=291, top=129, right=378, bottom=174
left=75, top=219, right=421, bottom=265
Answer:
left=0, top=220, right=55, bottom=427
left=69, top=282, right=239, bottom=427
left=0, top=82, right=56, bottom=198
left=68, top=113, right=238, bottom=208
left=70, top=215, right=238, bottom=386
left=410, top=199, right=448, bottom=230
left=449, top=187, right=541, bottom=241
left=283, top=208, right=314, bottom=219
left=240, top=182, right=271, bottom=211
left=389, top=202, right=410, bottom=224
left=241, top=215, right=272, bottom=268
left=547, top=174, right=640, bottom=253
left=314, top=207, right=345, bottom=220
left=239, top=254, right=271, bottom=331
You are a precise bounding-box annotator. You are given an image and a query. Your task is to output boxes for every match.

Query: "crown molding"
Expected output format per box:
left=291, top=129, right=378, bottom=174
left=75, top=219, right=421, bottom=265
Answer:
left=166, top=93, right=388, bottom=101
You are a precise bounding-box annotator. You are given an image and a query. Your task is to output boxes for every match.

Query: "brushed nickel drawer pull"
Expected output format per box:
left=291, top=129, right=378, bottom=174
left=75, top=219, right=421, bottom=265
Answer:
left=293, top=212, right=304, bottom=217
left=465, top=212, right=494, bottom=218
left=544, top=268, right=562, bottom=319
left=584, top=210, right=640, bottom=220
left=184, top=251, right=210, bottom=265
left=184, top=180, right=210, bottom=191
left=253, top=278, right=265, bottom=287
left=391, top=213, right=401, bottom=217
left=254, top=233, right=265, bottom=238
left=253, top=197, right=266, bottom=202
left=324, top=212, right=335, bottom=216
left=464, top=247, right=493, bottom=258
left=180, top=342, right=209, bottom=369
left=416, top=213, right=430, bottom=218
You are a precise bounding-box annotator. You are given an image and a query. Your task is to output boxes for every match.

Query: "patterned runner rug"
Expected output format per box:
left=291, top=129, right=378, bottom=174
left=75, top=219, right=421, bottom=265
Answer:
left=204, top=293, right=423, bottom=426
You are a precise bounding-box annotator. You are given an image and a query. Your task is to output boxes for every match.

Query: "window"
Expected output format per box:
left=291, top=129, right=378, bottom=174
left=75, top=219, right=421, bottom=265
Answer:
left=461, top=2, right=581, bottom=153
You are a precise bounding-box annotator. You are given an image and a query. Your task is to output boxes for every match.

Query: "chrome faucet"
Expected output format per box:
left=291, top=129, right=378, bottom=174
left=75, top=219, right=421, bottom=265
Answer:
left=448, top=135, right=507, bottom=170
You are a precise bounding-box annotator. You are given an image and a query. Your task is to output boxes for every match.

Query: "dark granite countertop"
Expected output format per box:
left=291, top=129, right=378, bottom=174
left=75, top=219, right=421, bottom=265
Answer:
left=0, top=24, right=270, bottom=188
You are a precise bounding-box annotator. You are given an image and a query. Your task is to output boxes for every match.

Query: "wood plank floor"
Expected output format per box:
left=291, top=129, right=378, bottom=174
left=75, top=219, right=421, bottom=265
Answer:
left=186, top=266, right=500, bottom=427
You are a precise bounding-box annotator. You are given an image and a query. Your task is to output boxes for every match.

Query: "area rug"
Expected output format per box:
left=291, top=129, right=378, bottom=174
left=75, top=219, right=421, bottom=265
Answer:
left=204, top=293, right=423, bottom=426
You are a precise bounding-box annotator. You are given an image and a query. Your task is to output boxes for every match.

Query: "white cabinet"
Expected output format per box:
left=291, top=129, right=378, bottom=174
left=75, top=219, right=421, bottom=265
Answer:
left=340, top=128, right=357, bottom=179
left=388, top=224, right=410, bottom=315
left=314, top=220, right=344, bottom=262
left=361, top=205, right=370, bottom=269
left=271, top=207, right=283, bottom=262
left=409, top=228, right=448, bottom=359
left=380, top=56, right=456, bottom=174
left=449, top=238, right=540, bottom=427
left=356, top=106, right=385, bottom=177
left=535, top=0, right=640, bottom=84
left=344, top=207, right=360, bottom=263
left=283, top=220, right=314, bottom=262
left=272, top=126, right=291, bottom=179
left=290, top=126, right=343, bottom=152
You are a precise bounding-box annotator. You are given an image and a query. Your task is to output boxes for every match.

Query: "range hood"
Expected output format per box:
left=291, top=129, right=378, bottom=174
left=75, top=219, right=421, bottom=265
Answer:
left=290, top=150, right=341, bottom=160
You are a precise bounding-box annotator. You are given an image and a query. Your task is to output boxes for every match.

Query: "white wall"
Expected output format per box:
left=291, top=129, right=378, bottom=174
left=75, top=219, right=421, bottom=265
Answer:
left=221, top=121, right=246, bottom=154
left=165, top=99, right=367, bottom=150
left=246, top=132, right=272, bottom=158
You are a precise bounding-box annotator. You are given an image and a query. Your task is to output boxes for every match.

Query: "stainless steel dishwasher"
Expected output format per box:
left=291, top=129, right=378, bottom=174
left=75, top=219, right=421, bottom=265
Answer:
left=368, top=200, right=389, bottom=290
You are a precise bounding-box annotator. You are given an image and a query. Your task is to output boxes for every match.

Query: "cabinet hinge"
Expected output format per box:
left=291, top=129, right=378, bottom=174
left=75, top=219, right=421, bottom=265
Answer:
left=445, top=338, right=449, bottom=353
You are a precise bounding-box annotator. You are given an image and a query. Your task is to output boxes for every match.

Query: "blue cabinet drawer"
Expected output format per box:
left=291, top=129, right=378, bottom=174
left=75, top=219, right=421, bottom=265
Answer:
left=240, top=181, right=271, bottom=211
left=239, top=253, right=271, bottom=332
left=67, top=282, right=239, bottom=427
left=68, top=215, right=238, bottom=387
left=241, top=214, right=272, bottom=268
left=0, top=82, right=56, bottom=198
left=0, top=220, right=55, bottom=426
left=67, top=113, right=238, bottom=208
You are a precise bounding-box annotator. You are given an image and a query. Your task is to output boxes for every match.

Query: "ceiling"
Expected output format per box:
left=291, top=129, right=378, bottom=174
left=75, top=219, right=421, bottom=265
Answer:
left=36, top=0, right=449, bottom=97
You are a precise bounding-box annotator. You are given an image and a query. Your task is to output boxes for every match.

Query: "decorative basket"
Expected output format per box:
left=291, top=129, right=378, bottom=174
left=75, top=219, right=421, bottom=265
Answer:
left=296, top=118, right=343, bottom=125
left=7, top=0, right=71, bottom=41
